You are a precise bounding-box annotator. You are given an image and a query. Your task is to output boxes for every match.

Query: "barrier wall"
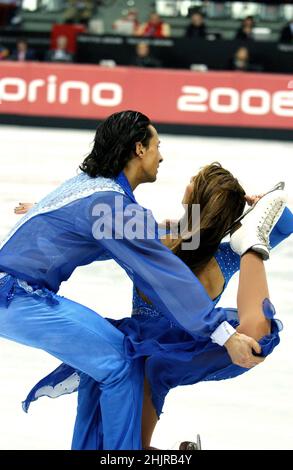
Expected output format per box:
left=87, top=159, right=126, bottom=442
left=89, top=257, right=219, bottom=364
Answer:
left=0, top=62, right=292, bottom=131
left=76, top=36, right=293, bottom=75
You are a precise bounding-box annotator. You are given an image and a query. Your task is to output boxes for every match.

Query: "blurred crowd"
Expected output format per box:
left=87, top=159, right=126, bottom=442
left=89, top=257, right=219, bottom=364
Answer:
left=0, top=4, right=292, bottom=72
left=0, top=35, right=74, bottom=62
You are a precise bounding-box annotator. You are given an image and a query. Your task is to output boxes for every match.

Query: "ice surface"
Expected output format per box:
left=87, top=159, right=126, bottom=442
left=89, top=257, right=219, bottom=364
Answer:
left=0, top=126, right=292, bottom=450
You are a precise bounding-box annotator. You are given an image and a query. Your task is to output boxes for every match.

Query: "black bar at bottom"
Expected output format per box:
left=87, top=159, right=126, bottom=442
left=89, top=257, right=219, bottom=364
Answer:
left=0, top=450, right=206, bottom=467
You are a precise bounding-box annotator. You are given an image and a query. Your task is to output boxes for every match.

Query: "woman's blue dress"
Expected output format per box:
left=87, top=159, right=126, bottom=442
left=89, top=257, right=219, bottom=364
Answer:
left=22, top=207, right=292, bottom=448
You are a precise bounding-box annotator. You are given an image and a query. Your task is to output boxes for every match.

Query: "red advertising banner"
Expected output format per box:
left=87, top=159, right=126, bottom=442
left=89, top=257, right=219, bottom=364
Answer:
left=0, top=62, right=292, bottom=129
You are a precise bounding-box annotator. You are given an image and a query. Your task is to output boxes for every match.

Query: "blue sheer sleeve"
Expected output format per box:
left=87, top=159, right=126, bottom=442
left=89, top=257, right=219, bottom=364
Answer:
left=75, top=191, right=230, bottom=339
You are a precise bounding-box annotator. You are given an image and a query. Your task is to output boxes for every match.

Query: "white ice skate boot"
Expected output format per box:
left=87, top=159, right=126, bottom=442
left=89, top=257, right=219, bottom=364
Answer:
left=179, top=434, right=202, bottom=450
left=230, top=186, right=287, bottom=260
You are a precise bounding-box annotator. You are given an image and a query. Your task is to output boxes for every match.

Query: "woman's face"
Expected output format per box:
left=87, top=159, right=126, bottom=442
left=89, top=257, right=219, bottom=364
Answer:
left=182, top=176, right=195, bottom=205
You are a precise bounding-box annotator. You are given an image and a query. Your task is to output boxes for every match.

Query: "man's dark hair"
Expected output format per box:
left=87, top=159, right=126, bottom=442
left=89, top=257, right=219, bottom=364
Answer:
left=80, top=110, right=152, bottom=178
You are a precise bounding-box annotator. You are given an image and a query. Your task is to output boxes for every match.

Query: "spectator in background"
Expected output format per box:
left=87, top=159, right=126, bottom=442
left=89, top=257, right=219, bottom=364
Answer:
left=10, top=39, right=35, bottom=61
left=0, top=43, right=9, bottom=60
left=235, top=16, right=254, bottom=41
left=132, top=42, right=161, bottom=68
left=185, top=11, right=206, bottom=39
left=279, top=19, right=293, bottom=43
left=136, top=13, right=170, bottom=38
left=112, top=8, right=139, bottom=36
left=46, top=35, right=73, bottom=63
left=230, top=47, right=250, bottom=71
left=229, top=46, right=263, bottom=72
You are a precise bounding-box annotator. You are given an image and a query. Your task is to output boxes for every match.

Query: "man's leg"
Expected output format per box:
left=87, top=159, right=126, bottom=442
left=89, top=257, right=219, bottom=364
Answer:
left=0, top=288, right=142, bottom=449
left=100, top=357, right=144, bottom=450
left=71, top=373, right=103, bottom=450
left=71, top=359, right=144, bottom=450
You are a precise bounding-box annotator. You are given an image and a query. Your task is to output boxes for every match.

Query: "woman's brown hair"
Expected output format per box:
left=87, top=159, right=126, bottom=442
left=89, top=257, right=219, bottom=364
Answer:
left=170, top=162, right=246, bottom=274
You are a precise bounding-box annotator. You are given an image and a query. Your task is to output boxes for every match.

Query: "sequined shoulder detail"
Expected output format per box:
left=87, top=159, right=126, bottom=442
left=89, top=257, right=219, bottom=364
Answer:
left=0, top=173, right=125, bottom=250
left=132, top=287, right=161, bottom=317
left=214, top=242, right=240, bottom=285
left=0, top=274, right=59, bottom=308
left=132, top=287, right=176, bottom=326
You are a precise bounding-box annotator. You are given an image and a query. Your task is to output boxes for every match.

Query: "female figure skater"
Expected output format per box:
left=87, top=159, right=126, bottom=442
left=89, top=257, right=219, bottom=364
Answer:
left=21, top=163, right=292, bottom=449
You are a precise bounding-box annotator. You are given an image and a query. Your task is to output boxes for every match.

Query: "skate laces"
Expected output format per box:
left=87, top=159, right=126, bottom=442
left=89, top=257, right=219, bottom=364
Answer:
left=256, top=198, right=284, bottom=246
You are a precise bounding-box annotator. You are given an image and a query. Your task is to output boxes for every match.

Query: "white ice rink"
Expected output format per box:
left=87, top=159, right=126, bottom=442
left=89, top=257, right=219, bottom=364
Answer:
left=0, top=126, right=292, bottom=450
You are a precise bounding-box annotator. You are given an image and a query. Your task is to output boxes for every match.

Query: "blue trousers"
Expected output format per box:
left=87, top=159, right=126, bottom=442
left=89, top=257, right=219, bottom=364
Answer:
left=0, top=279, right=144, bottom=449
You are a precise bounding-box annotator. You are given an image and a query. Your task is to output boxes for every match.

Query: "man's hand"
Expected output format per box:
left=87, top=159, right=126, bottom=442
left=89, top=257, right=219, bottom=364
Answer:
left=224, top=332, right=264, bottom=368
left=14, top=202, right=34, bottom=215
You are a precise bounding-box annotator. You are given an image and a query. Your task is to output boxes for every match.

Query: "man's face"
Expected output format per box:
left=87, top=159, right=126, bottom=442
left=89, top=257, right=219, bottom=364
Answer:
left=192, top=14, right=203, bottom=26
left=236, top=47, right=249, bottom=62
left=18, top=41, right=27, bottom=52
left=137, top=42, right=149, bottom=57
left=57, top=36, right=67, bottom=50
left=140, top=125, right=163, bottom=183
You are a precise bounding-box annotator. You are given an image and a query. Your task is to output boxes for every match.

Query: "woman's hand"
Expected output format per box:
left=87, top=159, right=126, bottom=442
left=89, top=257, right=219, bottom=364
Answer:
left=245, top=194, right=263, bottom=206
left=14, top=202, right=34, bottom=215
